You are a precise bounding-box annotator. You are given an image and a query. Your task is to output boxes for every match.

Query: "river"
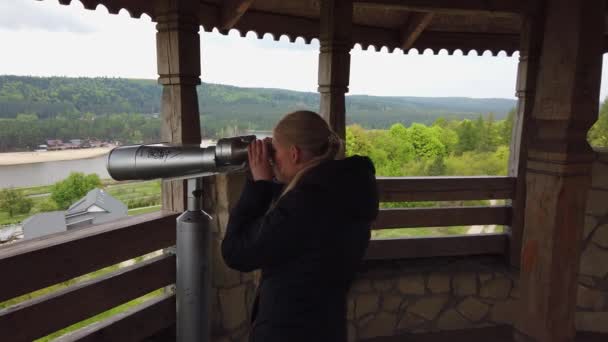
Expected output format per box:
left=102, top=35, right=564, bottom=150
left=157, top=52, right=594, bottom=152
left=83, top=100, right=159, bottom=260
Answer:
left=0, top=155, right=110, bottom=188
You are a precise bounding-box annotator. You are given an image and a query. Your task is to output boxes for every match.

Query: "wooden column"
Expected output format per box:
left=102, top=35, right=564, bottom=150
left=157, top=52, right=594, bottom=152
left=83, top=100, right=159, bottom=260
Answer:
left=155, top=0, right=202, bottom=212
left=507, top=3, right=544, bottom=268
left=318, top=0, right=353, bottom=140
left=515, top=1, right=605, bottom=342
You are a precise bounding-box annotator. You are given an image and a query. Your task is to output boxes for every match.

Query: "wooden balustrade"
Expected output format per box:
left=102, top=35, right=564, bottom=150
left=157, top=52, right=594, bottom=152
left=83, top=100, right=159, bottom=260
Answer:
left=0, top=176, right=516, bottom=340
left=0, top=211, right=178, bottom=341
left=368, top=176, right=516, bottom=259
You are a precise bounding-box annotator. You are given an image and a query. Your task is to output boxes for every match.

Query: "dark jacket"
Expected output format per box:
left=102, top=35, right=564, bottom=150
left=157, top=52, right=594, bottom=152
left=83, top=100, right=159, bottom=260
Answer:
left=221, top=156, right=379, bottom=342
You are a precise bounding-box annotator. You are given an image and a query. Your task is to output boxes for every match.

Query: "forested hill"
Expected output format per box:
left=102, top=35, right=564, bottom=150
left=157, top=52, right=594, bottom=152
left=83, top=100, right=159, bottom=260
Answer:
left=0, top=75, right=516, bottom=129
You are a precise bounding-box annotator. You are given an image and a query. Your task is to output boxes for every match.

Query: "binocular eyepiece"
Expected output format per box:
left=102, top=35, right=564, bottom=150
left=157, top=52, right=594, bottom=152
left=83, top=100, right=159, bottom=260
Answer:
left=106, top=135, right=256, bottom=181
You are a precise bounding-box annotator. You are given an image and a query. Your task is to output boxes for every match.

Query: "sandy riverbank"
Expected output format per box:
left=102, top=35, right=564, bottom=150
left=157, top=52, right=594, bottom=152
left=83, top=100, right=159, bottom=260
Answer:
left=0, top=148, right=113, bottom=166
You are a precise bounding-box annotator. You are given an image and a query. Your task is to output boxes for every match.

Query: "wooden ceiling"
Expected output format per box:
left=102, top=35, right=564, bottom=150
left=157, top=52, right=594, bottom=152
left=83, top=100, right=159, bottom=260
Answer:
left=43, top=0, right=589, bottom=56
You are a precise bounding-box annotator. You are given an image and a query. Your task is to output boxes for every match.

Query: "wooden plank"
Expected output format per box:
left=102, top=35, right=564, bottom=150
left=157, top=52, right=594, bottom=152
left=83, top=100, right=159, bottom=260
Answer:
left=220, top=0, right=255, bottom=30
left=56, top=293, right=176, bottom=342
left=373, top=206, right=511, bottom=229
left=376, top=176, right=515, bottom=202
left=0, top=254, right=175, bottom=342
left=400, top=12, right=434, bottom=50
left=354, top=0, right=525, bottom=15
left=364, top=233, right=507, bottom=259
left=0, top=211, right=178, bottom=303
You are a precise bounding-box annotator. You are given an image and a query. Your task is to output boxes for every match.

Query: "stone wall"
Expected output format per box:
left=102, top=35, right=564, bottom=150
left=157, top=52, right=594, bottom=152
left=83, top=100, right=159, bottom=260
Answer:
left=204, top=173, right=257, bottom=342
left=577, top=149, right=608, bottom=333
left=346, top=256, right=518, bottom=341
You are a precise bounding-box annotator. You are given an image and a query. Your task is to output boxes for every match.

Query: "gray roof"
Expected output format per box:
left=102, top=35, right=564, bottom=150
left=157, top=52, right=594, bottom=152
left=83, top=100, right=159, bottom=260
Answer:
left=66, top=188, right=126, bottom=216
left=22, top=211, right=67, bottom=239
left=22, top=189, right=128, bottom=240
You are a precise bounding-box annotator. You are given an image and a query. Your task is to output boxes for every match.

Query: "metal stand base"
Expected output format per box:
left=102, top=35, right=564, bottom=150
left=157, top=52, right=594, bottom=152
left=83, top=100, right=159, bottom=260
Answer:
left=176, top=178, right=212, bottom=342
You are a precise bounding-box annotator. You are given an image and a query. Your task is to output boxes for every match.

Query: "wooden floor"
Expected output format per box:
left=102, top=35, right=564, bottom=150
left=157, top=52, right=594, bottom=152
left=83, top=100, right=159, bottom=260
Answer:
left=363, top=326, right=608, bottom=342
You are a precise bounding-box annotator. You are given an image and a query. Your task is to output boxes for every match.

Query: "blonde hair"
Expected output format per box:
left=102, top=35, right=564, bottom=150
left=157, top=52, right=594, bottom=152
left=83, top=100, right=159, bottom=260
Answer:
left=273, top=110, right=344, bottom=200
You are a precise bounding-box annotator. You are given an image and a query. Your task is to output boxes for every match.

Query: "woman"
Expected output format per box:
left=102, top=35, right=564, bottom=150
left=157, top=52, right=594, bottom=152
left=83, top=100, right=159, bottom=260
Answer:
left=221, top=111, right=379, bottom=342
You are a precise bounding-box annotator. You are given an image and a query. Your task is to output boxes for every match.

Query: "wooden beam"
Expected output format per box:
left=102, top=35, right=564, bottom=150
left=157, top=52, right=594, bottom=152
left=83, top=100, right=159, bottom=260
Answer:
left=0, top=254, right=175, bottom=342
left=318, top=0, right=353, bottom=141
left=55, top=293, right=175, bottom=342
left=354, top=0, right=526, bottom=15
left=373, top=206, right=512, bottom=229
left=400, top=12, right=434, bottom=50
left=220, top=0, right=255, bottom=30
left=377, top=176, right=515, bottom=202
left=155, top=0, right=202, bottom=212
left=364, top=233, right=507, bottom=259
left=515, top=1, right=605, bottom=341
left=0, top=211, right=178, bottom=304
left=506, top=4, right=544, bottom=268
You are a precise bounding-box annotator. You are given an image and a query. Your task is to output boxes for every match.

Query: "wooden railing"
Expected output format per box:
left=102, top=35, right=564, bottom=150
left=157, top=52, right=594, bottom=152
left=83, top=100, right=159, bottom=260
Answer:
left=0, top=211, right=179, bottom=342
left=366, top=176, right=515, bottom=260
left=0, top=176, right=516, bottom=341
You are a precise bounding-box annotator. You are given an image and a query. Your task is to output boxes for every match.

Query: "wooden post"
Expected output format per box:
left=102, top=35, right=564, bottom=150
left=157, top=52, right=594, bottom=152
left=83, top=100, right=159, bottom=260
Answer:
left=506, top=2, right=544, bottom=268
left=155, top=0, right=202, bottom=212
left=514, top=1, right=605, bottom=341
left=318, top=0, right=353, bottom=140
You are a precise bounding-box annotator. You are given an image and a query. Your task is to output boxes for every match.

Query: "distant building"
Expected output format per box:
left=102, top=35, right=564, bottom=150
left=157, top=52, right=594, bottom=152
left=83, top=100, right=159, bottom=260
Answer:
left=22, top=189, right=128, bottom=239
left=69, top=139, right=83, bottom=147
left=22, top=212, right=66, bottom=239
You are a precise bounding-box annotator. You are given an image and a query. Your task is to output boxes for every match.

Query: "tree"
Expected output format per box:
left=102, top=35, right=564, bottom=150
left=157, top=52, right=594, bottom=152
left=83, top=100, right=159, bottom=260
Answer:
left=427, top=155, right=447, bottom=176
left=589, top=97, right=608, bottom=147
left=0, top=188, right=33, bottom=217
left=500, top=108, right=515, bottom=146
left=51, top=172, right=102, bottom=209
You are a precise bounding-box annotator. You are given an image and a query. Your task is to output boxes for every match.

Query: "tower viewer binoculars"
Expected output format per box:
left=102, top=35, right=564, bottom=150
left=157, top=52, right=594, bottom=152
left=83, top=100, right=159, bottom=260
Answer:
left=106, top=135, right=256, bottom=181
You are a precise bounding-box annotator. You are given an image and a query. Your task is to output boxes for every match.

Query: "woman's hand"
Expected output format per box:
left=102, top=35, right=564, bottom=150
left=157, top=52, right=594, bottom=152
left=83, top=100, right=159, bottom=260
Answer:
left=248, top=139, right=274, bottom=181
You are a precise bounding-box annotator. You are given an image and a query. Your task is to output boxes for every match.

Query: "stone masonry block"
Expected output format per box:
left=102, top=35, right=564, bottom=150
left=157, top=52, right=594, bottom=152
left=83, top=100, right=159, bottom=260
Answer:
left=398, top=275, right=426, bottom=295
left=408, top=296, right=448, bottom=321
left=480, top=277, right=512, bottom=299
left=427, top=273, right=451, bottom=294
left=577, top=285, right=607, bottom=310
left=457, top=297, right=490, bottom=322
left=576, top=312, right=608, bottom=333
left=356, top=294, right=380, bottom=319
left=580, top=244, right=608, bottom=278
left=436, top=309, right=472, bottom=331
left=358, top=312, right=398, bottom=339
left=453, top=273, right=477, bottom=297
left=592, top=224, right=608, bottom=248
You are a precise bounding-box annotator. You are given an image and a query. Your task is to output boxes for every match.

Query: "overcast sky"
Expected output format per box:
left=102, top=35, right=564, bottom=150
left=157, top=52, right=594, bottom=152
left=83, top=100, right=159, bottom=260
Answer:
left=2, top=0, right=608, bottom=100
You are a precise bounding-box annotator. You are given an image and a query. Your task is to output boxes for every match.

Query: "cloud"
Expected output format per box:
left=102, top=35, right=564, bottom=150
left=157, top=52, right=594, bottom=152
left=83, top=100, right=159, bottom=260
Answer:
left=0, top=0, right=95, bottom=33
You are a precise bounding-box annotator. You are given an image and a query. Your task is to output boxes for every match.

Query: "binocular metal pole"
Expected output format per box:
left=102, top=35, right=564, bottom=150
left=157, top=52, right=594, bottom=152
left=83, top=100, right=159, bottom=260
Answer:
left=177, top=178, right=212, bottom=342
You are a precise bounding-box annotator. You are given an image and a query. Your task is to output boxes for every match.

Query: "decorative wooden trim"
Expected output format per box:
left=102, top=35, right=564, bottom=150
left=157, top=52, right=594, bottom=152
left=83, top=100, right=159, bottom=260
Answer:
left=373, top=206, right=512, bottom=229
left=400, top=12, right=434, bottom=50
left=0, top=211, right=178, bottom=304
left=220, top=0, right=255, bottom=30
left=364, top=233, right=507, bottom=259
left=353, top=0, right=526, bottom=15
left=376, top=176, right=515, bottom=202
left=0, top=254, right=175, bottom=342
left=55, top=293, right=176, bottom=342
